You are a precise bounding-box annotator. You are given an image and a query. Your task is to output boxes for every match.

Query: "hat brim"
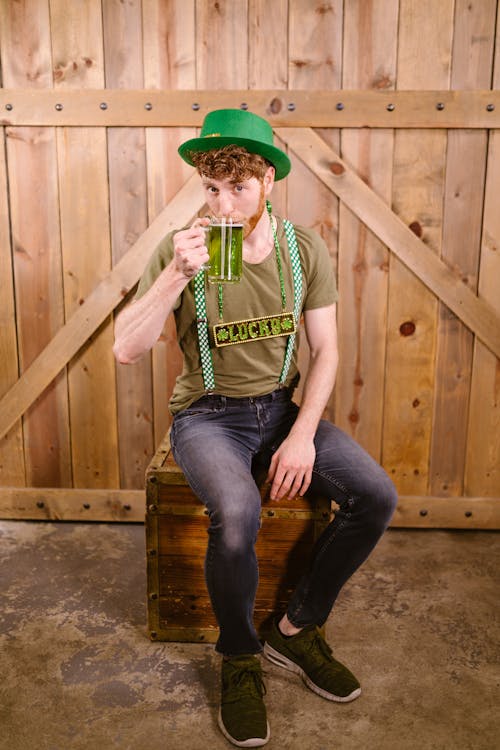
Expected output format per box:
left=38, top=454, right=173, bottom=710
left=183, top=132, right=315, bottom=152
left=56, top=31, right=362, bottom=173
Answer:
left=178, top=135, right=291, bottom=181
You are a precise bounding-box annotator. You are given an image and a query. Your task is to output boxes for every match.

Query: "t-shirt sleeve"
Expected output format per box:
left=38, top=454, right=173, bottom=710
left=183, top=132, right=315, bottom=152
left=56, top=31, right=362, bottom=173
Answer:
left=134, top=232, right=176, bottom=300
left=294, top=225, right=338, bottom=310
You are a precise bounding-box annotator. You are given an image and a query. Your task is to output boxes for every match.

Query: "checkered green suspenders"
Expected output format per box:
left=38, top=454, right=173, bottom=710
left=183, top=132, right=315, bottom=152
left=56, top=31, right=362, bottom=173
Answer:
left=193, top=219, right=303, bottom=391
left=194, top=272, right=216, bottom=391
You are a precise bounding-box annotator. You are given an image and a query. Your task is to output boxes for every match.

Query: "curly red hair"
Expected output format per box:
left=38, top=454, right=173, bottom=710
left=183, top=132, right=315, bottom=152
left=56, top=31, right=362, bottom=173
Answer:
left=189, top=145, right=272, bottom=182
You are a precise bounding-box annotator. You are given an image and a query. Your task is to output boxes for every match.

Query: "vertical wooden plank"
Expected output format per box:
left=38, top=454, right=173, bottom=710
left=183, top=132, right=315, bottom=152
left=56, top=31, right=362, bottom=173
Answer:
left=465, top=17, right=500, bottom=497
left=0, top=127, right=25, bottom=486
left=51, top=0, right=119, bottom=489
left=336, top=0, right=399, bottom=461
left=430, top=0, right=496, bottom=496
left=287, top=0, right=342, bottom=419
left=248, top=0, right=288, bottom=217
left=0, top=0, right=70, bottom=487
left=103, top=0, right=153, bottom=489
left=248, top=0, right=288, bottom=89
left=247, top=0, right=289, bottom=367
left=196, top=0, right=248, bottom=89
left=382, top=0, right=454, bottom=495
left=0, top=9, right=25, bottom=487
left=142, top=0, right=196, bottom=445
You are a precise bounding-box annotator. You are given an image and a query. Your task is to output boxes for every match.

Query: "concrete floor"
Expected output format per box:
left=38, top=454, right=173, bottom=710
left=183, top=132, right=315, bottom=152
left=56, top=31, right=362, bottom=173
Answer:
left=0, top=522, right=498, bottom=750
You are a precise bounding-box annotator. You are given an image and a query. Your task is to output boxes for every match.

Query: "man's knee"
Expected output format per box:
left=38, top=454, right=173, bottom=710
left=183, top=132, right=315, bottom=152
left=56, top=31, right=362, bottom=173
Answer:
left=208, top=496, right=261, bottom=552
left=364, top=471, right=398, bottom=531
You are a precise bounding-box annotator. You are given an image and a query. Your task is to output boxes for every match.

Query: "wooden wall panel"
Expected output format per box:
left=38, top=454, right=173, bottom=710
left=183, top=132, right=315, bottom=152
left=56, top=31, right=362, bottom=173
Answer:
left=196, top=0, right=248, bottom=89
left=429, top=0, right=496, bottom=496
left=0, top=124, right=25, bottom=485
left=465, top=13, right=500, bottom=497
left=248, top=0, right=288, bottom=216
left=287, top=0, right=342, bottom=420
left=103, top=0, right=153, bottom=489
left=0, top=0, right=70, bottom=487
left=382, top=0, right=454, bottom=495
left=51, top=0, right=119, bottom=488
left=0, top=0, right=498, bottom=523
left=336, top=0, right=399, bottom=461
left=143, top=0, right=195, bottom=446
left=0, top=5, right=23, bottom=487
left=247, top=0, right=289, bottom=393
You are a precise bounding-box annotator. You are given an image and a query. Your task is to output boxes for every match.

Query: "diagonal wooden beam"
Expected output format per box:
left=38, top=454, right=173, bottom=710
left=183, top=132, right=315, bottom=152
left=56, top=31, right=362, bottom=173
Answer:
left=0, top=174, right=205, bottom=441
left=276, top=127, right=500, bottom=360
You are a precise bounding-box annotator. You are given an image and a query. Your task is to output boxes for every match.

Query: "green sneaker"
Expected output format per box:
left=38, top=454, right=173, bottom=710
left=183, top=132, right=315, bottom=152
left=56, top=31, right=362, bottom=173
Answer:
left=218, top=655, right=270, bottom=748
left=263, top=621, right=361, bottom=703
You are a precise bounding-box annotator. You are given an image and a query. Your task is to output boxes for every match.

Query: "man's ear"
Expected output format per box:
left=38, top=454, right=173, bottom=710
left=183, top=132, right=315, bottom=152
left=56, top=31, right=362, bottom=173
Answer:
left=263, top=165, right=276, bottom=195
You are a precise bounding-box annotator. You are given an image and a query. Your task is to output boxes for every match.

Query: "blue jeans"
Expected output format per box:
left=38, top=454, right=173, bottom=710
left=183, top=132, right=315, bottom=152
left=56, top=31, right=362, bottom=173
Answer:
left=170, top=388, right=397, bottom=656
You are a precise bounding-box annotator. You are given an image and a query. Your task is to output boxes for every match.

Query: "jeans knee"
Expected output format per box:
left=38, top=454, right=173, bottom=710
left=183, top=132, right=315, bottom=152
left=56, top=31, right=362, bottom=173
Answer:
left=209, top=503, right=261, bottom=553
left=368, top=475, right=398, bottom=530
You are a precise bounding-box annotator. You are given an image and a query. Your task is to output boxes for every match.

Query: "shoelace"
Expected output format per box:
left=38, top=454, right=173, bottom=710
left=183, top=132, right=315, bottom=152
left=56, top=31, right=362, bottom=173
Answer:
left=306, top=631, right=335, bottom=663
left=224, top=663, right=267, bottom=704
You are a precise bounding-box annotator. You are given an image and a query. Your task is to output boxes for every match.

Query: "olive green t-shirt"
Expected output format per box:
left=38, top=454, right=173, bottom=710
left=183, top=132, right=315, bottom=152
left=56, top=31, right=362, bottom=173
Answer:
left=135, top=217, right=338, bottom=413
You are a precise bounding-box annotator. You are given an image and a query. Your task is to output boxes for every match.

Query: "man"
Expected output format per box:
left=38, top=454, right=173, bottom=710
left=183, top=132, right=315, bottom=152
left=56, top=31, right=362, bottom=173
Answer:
left=113, top=109, right=397, bottom=748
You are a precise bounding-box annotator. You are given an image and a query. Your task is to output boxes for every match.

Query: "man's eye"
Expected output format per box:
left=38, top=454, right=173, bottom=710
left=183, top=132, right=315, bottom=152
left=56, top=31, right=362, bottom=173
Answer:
left=234, top=185, right=244, bottom=192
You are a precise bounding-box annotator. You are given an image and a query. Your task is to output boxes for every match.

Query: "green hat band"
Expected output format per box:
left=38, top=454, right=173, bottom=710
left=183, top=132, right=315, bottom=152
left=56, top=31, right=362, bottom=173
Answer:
left=178, top=109, right=291, bottom=181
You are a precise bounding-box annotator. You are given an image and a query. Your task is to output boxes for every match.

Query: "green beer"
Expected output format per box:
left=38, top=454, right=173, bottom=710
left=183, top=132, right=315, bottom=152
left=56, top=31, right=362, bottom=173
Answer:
left=206, top=219, right=243, bottom=284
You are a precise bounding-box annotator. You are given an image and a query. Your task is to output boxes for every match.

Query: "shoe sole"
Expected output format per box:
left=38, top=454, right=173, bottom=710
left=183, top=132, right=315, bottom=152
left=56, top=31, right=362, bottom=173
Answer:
left=218, top=708, right=271, bottom=748
left=263, top=643, right=361, bottom=703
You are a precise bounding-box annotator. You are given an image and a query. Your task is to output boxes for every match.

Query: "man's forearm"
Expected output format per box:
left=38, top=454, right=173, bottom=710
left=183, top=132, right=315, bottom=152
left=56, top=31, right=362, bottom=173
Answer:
left=288, top=345, right=338, bottom=440
left=113, top=261, right=188, bottom=364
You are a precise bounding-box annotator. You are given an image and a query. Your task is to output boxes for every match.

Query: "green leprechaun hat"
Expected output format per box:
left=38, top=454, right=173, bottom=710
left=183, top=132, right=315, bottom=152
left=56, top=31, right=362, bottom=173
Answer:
left=178, top=108, right=291, bottom=180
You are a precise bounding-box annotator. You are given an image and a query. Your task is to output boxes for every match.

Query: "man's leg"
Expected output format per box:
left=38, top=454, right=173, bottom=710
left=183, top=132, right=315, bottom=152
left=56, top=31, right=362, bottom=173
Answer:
left=170, top=398, right=270, bottom=747
left=286, top=418, right=398, bottom=627
left=170, top=401, right=263, bottom=656
left=264, top=418, right=397, bottom=701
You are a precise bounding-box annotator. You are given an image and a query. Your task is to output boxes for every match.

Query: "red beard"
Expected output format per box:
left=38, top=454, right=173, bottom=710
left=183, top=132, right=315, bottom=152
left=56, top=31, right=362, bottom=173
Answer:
left=242, top=184, right=266, bottom=238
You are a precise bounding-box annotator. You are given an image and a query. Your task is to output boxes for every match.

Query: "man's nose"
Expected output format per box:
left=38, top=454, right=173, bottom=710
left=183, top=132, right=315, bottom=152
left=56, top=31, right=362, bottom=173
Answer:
left=217, top=192, right=234, bottom=216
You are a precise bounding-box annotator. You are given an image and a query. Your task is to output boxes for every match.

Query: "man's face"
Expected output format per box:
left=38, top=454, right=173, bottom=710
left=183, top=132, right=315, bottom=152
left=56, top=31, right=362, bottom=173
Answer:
left=201, top=167, right=274, bottom=238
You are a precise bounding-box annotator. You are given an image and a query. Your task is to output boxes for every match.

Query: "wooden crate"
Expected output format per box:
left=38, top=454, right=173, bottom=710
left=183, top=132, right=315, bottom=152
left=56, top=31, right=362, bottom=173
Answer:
left=145, top=433, right=332, bottom=643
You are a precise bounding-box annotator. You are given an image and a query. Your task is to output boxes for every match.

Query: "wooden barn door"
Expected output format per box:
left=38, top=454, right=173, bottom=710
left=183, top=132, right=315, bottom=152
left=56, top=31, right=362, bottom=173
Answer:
left=0, top=0, right=498, bottom=528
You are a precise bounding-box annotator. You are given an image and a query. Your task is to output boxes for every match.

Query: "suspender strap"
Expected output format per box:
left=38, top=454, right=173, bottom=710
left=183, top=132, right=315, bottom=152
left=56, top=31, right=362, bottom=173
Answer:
left=280, top=220, right=303, bottom=384
left=193, top=271, right=216, bottom=391
left=193, top=219, right=303, bottom=391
